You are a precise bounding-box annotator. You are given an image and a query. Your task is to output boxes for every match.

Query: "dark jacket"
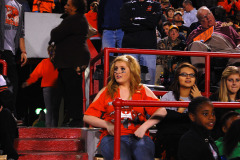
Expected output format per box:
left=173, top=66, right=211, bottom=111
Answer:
left=49, top=13, right=90, bottom=69
left=178, top=123, right=221, bottom=160
left=120, top=0, right=161, bottom=49
left=97, top=0, right=129, bottom=33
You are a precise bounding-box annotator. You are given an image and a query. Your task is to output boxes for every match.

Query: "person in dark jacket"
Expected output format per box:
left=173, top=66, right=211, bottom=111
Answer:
left=120, top=0, right=161, bottom=85
left=178, top=96, right=220, bottom=160
left=49, top=0, right=90, bottom=127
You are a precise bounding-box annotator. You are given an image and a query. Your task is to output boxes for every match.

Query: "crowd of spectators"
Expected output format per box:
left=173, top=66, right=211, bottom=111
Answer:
left=2, top=0, right=240, bottom=159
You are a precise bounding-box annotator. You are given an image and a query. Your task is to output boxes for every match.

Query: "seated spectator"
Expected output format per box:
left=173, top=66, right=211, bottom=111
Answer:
left=182, top=0, right=198, bottom=27
left=178, top=96, right=220, bottom=160
left=187, top=6, right=240, bottom=86
left=162, top=21, right=173, bottom=38
left=156, top=25, right=188, bottom=87
left=155, top=62, right=201, bottom=160
left=32, top=0, right=55, bottom=13
left=210, top=66, right=240, bottom=138
left=0, top=75, right=18, bottom=160
left=173, top=11, right=191, bottom=39
left=83, top=55, right=167, bottom=160
left=166, top=7, right=175, bottom=23
left=215, top=112, right=240, bottom=160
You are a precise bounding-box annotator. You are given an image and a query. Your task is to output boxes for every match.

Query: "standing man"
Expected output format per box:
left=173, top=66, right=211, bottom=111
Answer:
left=0, top=0, right=28, bottom=115
left=120, top=0, right=161, bottom=85
left=182, top=0, right=198, bottom=27
left=98, top=0, right=129, bottom=56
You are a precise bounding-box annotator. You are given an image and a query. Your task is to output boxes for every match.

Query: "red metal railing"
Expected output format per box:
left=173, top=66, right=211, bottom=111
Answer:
left=0, top=59, right=7, bottom=76
left=88, top=48, right=240, bottom=160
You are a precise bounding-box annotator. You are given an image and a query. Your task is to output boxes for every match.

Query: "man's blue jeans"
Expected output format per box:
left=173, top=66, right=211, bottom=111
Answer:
left=102, top=29, right=124, bottom=56
left=100, top=135, right=155, bottom=160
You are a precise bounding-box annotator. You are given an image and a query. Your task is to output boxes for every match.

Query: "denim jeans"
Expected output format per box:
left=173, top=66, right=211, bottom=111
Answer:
left=100, top=135, right=155, bottom=160
left=102, top=29, right=124, bottom=56
left=129, top=54, right=157, bottom=85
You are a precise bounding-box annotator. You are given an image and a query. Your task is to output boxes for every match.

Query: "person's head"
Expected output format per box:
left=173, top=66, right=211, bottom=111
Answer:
left=161, top=0, right=170, bottom=9
left=176, top=7, right=184, bottom=15
left=219, top=66, right=240, bottom=102
left=223, top=119, right=240, bottom=157
left=64, top=0, right=86, bottom=15
left=197, top=6, right=216, bottom=29
left=182, top=0, right=193, bottom=12
left=163, top=21, right=172, bottom=36
left=90, top=1, right=98, bottom=12
left=220, top=111, right=240, bottom=134
left=188, top=96, right=215, bottom=130
left=170, top=62, right=198, bottom=100
left=107, top=55, right=141, bottom=98
left=166, top=7, right=175, bottom=19
left=168, top=25, right=179, bottom=41
left=173, top=11, right=184, bottom=24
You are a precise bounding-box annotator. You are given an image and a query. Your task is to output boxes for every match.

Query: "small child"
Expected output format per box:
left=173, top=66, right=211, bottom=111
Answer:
left=215, top=111, right=240, bottom=160
left=22, top=45, right=61, bottom=127
left=178, top=96, right=220, bottom=160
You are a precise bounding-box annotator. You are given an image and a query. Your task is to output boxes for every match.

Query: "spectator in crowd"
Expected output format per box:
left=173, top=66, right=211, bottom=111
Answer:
left=161, top=0, right=171, bottom=14
left=211, top=5, right=227, bottom=22
left=176, top=7, right=185, bottom=15
left=0, top=74, right=19, bottom=160
left=83, top=55, right=167, bottom=160
left=98, top=0, right=129, bottom=56
left=187, top=6, right=240, bottom=85
left=210, top=66, right=240, bottom=138
left=162, top=21, right=173, bottom=38
left=173, top=11, right=191, bottom=39
left=22, top=45, right=61, bottom=127
left=32, top=0, right=55, bottom=13
left=216, top=117, right=240, bottom=160
left=49, top=0, right=90, bottom=127
left=85, top=1, right=101, bottom=53
left=155, top=63, right=201, bottom=160
left=0, top=0, right=28, bottom=116
left=120, top=0, right=161, bottom=85
left=182, top=0, right=198, bottom=27
left=215, top=111, right=240, bottom=159
left=165, top=7, right=175, bottom=23
left=178, top=96, right=220, bottom=160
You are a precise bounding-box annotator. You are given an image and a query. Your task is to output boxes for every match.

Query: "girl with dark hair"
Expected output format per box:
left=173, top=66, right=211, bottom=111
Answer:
left=178, top=96, right=220, bottom=160
left=223, top=119, right=240, bottom=159
left=215, top=111, right=240, bottom=160
left=155, top=62, right=202, bottom=160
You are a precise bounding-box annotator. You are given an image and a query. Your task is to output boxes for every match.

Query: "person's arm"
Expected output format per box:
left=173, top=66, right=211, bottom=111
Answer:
left=83, top=115, right=115, bottom=135
left=134, top=85, right=167, bottom=138
left=19, top=38, right=27, bottom=67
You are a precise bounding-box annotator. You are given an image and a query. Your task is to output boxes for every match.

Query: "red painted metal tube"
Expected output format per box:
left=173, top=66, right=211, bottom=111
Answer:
left=205, top=55, right=211, bottom=97
left=103, top=48, right=110, bottom=86
left=0, top=59, right=7, bottom=76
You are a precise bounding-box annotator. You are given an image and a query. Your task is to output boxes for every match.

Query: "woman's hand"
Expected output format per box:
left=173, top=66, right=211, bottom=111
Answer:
left=0, top=106, right=3, bottom=112
left=106, top=121, right=114, bottom=136
left=22, top=82, right=29, bottom=88
left=134, top=125, right=147, bottom=138
left=190, top=84, right=202, bottom=98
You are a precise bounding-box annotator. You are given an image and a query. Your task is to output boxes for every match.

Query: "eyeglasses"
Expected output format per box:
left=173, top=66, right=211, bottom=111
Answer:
left=179, top=73, right=196, bottom=78
left=199, top=12, right=211, bottom=21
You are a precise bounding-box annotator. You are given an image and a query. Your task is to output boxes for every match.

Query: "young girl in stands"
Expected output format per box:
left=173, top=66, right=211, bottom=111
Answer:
left=22, top=45, right=61, bottom=127
left=178, top=96, right=220, bottom=160
left=155, top=62, right=202, bottom=160
left=83, top=55, right=167, bottom=160
left=215, top=111, right=240, bottom=160
left=210, top=66, right=240, bottom=138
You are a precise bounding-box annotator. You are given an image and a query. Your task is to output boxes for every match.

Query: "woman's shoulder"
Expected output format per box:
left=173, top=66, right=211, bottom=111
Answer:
left=92, top=87, right=108, bottom=102
left=141, top=84, right=158, bottom=99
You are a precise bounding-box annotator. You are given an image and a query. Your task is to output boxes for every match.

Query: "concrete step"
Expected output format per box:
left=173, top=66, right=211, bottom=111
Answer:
left=18, top=151, right=88, bottom=160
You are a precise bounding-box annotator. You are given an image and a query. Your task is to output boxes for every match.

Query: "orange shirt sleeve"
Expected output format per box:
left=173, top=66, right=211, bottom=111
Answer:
left=26, top=60, right=44, bottom=85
